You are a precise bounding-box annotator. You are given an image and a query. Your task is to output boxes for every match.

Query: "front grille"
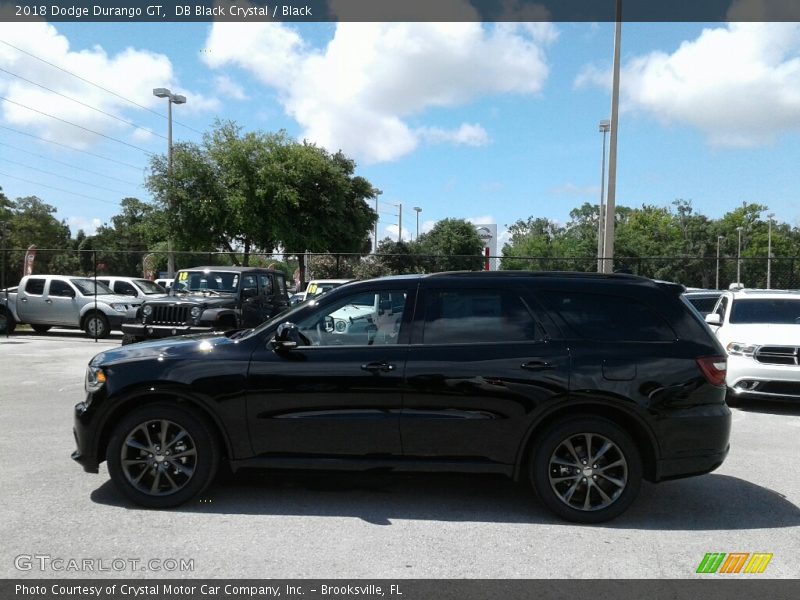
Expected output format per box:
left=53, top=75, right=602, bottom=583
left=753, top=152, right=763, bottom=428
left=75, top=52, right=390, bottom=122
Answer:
left=754, top=346, right=800, bottom=366
left=151, top=305, right=190, bottom=325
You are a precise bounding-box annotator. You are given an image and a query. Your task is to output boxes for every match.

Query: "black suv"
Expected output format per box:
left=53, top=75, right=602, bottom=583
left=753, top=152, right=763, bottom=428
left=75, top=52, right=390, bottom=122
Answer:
left=74, top=272, right=730, bottom=523
left=121, top=266, right=290, bottom=345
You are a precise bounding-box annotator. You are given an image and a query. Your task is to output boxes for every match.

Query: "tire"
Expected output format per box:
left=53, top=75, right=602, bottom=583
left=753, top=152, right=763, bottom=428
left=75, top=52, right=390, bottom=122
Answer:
left=0, top=310, right=15, bottom=334
left=83, top=312, right=110, bottom=339
left=106, top=403, right=220, bottom=509
left=529, top=416, right=642, bottom=524
left=121, top=334, right=143, bottom=346
left=32, top=324, right=51, bottom=333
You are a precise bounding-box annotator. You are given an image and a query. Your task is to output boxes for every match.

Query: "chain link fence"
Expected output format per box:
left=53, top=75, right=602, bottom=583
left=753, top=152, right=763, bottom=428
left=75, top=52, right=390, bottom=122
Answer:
left=2, top=248, right=799, bottom=292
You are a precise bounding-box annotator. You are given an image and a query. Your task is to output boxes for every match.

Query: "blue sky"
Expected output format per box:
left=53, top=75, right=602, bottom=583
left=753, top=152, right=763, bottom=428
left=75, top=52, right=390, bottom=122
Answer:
left=1, top=20, right=800, bottom=248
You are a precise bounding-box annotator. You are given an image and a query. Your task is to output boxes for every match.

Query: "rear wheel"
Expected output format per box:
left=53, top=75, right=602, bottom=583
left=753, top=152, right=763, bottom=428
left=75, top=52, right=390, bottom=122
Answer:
left=83, top=313, right=110, bottom=338
left=0, top=310, right=15, bottom=334
left=529, top=416, right=642, bottom=523
left=106, top=403, right=220, bottom=508
left=32, top=324, right=51, bottom=333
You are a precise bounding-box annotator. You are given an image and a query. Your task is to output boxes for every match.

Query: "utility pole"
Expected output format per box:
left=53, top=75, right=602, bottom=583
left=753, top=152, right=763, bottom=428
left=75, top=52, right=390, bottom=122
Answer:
left=602, top=0, right=622, bottom=273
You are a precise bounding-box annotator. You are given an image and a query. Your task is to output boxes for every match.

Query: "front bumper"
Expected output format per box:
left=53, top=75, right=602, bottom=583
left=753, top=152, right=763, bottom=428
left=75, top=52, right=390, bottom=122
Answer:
left=121, top=323, right=214, bottom=339
left=726, top=355, right=800, bottom=402
left=72, top=400, right=99, bottom=473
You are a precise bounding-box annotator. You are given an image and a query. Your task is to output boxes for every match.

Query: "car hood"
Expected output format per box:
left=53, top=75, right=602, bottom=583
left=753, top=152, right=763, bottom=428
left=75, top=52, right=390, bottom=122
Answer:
left=91, top=332, right=241, bottom=366
left=718, top=323, right=800, bottom=346
left=96, top=294, right=143, bottom=306
left=144, top=294, right=235, bottom=307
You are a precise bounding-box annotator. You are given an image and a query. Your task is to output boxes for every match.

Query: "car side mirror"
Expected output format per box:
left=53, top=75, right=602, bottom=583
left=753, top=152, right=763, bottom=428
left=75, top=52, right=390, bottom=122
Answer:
left=704, top=313, right=722, bottom=326
left=272, top=322, right=302, bottom=350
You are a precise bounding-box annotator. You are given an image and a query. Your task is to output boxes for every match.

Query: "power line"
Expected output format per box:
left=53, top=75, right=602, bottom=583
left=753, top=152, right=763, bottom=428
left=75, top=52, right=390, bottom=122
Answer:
left=0, top=125, right=145, bottom=170
left=0, top=96, right=155, bottom=154
left=0, top=40, right=204, bottom=135
left=0, top=142, right=142, bottom=186
left=0, top=171, right=120, bottom=206
left=0, top=66, right=167, bottom=140
left=3, top=157, right=131, bottom=196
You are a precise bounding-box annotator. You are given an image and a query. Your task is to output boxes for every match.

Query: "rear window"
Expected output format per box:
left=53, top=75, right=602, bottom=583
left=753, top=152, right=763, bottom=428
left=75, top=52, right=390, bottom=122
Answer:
left=24, top=278, right=45, bottom=295
left=538, top=291, right=676, bottom=342
left=686, top=296, right=719, bottom=314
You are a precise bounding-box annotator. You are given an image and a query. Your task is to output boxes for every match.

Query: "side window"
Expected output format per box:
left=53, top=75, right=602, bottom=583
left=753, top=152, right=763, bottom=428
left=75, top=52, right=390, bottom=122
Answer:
left=538, top=291, right=675, bottom=342
left=258, top=275, right=274, bottom=296
left=49, top=280, right=73, bottom=297
left=715, top=296, right=729, bottom=321
left=241, top=274, right=258, bottom=292
left=295, top=289, right=407, bottom=346
left=275, top=276, right=287, bottom=297
left=25, top=278, right=46, bottom=295
left=422, top=288, right=543, bottom=344
left=115, top=281, right=137, bottom=296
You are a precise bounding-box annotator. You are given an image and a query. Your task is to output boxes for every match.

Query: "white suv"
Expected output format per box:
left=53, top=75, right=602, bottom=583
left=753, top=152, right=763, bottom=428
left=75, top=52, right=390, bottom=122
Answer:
left=705, top=289, right=800, bottom=402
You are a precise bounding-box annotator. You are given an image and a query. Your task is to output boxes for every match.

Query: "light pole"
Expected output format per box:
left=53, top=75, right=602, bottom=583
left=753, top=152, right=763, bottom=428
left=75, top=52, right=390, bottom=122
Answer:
left=413, top=207, right=422, bottom=240
left=0, top=221, right=8, bottom=337
left=716, top=235, right=724, bottom=290
left=153, top=87, right=186, bottom=277
left=736, top=226, right=744, bottom=285
left=767, top=213, right=774, bottom=289
left=597, top=119, right=610, bottom=272
left=398, top=203, right=403, bottom=242
left=602, top=0, right=623, bottom=273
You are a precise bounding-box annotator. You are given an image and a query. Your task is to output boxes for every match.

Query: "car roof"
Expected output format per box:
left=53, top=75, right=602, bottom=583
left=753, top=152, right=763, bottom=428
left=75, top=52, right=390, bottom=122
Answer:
left=180, top=266, right=283, bottom=274
left=727, top=289, right=800, bottom=300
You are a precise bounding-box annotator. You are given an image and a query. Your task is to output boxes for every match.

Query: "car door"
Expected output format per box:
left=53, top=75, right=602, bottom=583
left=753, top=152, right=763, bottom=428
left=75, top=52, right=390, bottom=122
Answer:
left=239, top=274, right=262, bottom=327
left=16, top=277, right=47, bottom=323
left=400, top=282, right=570, bottom=466
left=246, top=282, right=416, bottom=458
left=46, top=279, right=79, bottom=326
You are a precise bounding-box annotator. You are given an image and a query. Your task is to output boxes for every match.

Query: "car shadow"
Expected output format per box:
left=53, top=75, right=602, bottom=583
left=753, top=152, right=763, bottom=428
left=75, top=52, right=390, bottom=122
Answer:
left=90, top=470, right=800, bottom=530
left=728, top=399, right=800, bottom=417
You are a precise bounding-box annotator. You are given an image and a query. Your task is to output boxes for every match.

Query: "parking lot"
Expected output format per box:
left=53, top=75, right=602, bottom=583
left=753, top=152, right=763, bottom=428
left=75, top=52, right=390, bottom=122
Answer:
left=1, top=331, right=799, bottom=579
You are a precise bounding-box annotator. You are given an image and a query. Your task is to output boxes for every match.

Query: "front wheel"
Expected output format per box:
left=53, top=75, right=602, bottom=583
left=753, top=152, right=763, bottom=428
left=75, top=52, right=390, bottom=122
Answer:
left=529, top=416, right=642, bottom=523
left=106, top=403, right=220, bottom=508
left=83, top=313, right=110, bottom=338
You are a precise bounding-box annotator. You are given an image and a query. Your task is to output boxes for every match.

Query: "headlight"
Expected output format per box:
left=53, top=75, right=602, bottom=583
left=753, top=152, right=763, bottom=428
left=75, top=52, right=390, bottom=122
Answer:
left=726, top=342, right=757, bottom=357
left=335, top=319, right=347, bottom=332
left=85, top=366, right=106, bottom=393
left=110, top=303, right=128, bottom=312
left=190, top=306, right=202, bottom=318
left=142, top=305, right=153, bottom=317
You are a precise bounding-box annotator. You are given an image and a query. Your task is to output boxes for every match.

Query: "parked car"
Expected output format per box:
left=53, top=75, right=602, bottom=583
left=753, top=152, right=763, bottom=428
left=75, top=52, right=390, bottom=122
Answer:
left=120, top=266, right=290, bottom=345
left=0, top=275, right=142, bottom=337
left=95, top=276, right=168, bottom=300
left=683, top=289, right=723, bottom=317
left=73, top=271, right=730, bottom=523
left=293, top=279, right=352, bottom=303
left=154, top=278, right=173, bottom=291
left=705, top=288, right=800, bottom=402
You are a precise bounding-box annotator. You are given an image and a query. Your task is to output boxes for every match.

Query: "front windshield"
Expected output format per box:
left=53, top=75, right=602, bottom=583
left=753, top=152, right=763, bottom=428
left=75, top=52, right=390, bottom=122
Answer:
left=729, top=299, right=800, bottom=324
left=71, top=278, right=113, bottom=296
left=135, top=279, right=166, bottom=294
left=172, top=271, right=239, bottom=293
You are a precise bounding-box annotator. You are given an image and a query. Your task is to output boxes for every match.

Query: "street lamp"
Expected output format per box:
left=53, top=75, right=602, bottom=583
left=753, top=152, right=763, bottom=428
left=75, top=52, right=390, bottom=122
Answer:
left=413, top=207, right=422, bottom=241
left=153, top=87, right=186, bottom=277
left=716, top=235, right=724, bottom=290
left=597, top=119, right=610, bottom=273
left=767, top=213, right=774, bottom=289
left=736, top=226, right=744, bottom=285
left=602, top=0, right=623, bottom=273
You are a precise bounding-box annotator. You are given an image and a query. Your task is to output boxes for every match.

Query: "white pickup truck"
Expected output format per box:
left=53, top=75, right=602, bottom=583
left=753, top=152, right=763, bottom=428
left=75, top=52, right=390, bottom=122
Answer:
left=0, top=275, right=143, bottom=338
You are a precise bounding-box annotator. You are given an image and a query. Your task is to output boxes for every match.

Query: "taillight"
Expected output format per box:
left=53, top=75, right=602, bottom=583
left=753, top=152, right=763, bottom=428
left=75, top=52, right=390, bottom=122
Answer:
left=696, top=356, right=727, bottom=387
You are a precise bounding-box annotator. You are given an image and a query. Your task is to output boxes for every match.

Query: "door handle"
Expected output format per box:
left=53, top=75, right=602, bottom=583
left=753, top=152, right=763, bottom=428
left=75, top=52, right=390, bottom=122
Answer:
left=521, top=360, right=553, bottom=371
left=46, top=299, right=52, bottom=304
left=20, top=298, right=27, bottom=302
left=361, top=361, right=395, bottom=373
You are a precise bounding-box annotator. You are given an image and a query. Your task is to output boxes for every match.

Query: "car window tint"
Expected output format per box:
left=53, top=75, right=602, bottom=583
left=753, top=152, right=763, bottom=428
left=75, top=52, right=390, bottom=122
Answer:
left=49, top=280, right=72, bottom=297
left=115, top=281, right=137, bottom=296
left=422, top=289, right=542, bottom=344
left=296, top=289, right=407, bottom=346
left=729, top=299, right=800, bottom=324
left=687, top=297, right=718, bottom=314
left=258, top=275, right=273, bottom=295
left=25, top=278, right=45, bottom=295
left=275, top=276, right=287, bottom=296
left=241, top=275, right=257, bottom=290
left=715, top=296, right=729, bottom=320
left=539, top=291, right=675, bottom=342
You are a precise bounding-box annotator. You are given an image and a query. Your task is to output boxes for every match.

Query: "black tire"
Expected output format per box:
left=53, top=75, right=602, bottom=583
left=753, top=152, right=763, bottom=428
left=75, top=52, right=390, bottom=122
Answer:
left=0, top=310, right=15, bottom=334
left=106, top=403, right=220, bottom=509
left=32, top=324, right=51, bottom=333
left=121, top=334, right=143, bottom=346
left=83, top=312, right=110, bottom=339
left=529, top=416, right=642, bottom=524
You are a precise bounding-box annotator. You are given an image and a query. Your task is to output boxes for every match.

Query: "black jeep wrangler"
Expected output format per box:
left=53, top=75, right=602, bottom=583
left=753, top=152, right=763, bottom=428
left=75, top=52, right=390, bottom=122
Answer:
left=121, top=267, right=290, bottom=345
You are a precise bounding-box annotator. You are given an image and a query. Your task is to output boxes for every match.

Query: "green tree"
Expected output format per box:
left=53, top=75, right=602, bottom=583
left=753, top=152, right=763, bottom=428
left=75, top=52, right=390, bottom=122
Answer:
left=416, top=218, right=483, bottom=272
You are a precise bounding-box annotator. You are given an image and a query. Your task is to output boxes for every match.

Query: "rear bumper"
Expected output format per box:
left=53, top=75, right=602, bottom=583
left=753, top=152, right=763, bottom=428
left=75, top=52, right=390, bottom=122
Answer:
left=121, top=323, right=214, bottom=339
left=655, top=446, right=729, bottom=481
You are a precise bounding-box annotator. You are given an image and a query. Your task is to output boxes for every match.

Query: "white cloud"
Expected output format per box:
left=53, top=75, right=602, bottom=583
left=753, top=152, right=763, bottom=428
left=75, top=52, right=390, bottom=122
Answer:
left=576, top=23, right=800, bottom=147
left=573, top=63, right=611, bottom=90
left=203, top=20, right=555, bottom=163
left=0, top=22, right=217, bottom=150
left=67, top=216, right=103, bottom=236
left=213, top=75, right=249, bottom=101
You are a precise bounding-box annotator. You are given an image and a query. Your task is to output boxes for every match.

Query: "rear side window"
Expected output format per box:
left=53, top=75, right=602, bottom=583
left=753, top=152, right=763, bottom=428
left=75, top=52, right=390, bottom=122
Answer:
left=422, top=288, right=543, bottom=344
left=25, top=278, right=45, bottom=295
left=538, top=291, right=675, bottom=342
left=114, top=281, right=137, bottom=296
